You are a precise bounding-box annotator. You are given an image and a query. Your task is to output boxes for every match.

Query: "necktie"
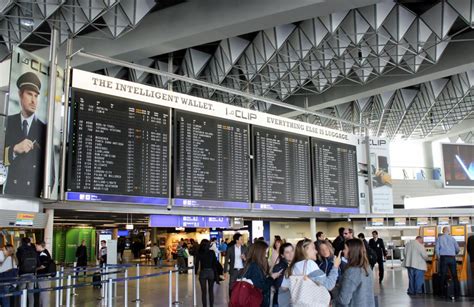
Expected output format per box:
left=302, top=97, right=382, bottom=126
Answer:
left=22, top=120, right=28, bottom=137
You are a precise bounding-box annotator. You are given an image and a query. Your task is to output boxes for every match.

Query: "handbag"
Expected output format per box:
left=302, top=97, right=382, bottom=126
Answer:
left=229, top=266, right=263, bottom=307
left=289, top=260, right=331, bottom=307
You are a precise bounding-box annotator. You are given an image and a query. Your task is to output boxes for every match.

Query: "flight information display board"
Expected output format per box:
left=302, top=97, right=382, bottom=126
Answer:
left=312, top=138, right=358, bottom=208
left=253, top=127, right=311, bottom=205
left=66, top=89, right=169, bottom=204
left=174, top=111, right=250, bottom=203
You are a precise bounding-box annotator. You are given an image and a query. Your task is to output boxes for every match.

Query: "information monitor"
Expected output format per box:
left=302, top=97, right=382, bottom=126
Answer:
left=312, top=138, right=359, bottom=208
left=66, top=89, right=169, bottom=204
left=252, top=127, right=311, bottom=206
left=174, top=111, right=250, bottom=204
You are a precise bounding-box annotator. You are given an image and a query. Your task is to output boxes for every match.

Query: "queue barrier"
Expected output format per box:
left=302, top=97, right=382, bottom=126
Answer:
left=0, top=264, right=197, bottom=307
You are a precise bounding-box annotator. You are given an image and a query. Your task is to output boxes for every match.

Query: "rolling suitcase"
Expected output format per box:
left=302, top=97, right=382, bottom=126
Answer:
left=432, top=273, right=443, bottom=296
left=92, top=272, right=102, bottom=288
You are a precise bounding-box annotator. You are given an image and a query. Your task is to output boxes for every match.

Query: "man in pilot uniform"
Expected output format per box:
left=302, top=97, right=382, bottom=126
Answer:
left=3, top=72, right=46, bottom=197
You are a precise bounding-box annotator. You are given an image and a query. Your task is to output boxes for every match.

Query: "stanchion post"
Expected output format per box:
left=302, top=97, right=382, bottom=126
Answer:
left=72, top=262, right=77, bottom=296
left=132, top=264, right=141, bottom=302
left=168, top=270, right=172, bottom=307
left=124, top=269, right=128, bottom=307
left=66, top=275, right=71, bottom=307
left=21, top=289, right=27, bottom=307
left=108, top=278, right=113, bottom=307
left=175, top=266, right=179, bottom=304
left=192, top=269, right=197, bottom=307
left=55, top=270, right=60, bottom=307
left=59, top=266, right=64, bottom=305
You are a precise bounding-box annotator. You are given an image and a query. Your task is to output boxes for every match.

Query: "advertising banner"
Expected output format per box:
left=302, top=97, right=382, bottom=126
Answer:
left=2, top=47, right=62, bottom=199
left=394, top=217, right=406, bottom=226
left=357, top=137, right=393, bottom=214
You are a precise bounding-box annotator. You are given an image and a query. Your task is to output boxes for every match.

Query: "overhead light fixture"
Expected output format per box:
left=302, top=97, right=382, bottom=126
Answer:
left=20, top=18, right=34, bottom=28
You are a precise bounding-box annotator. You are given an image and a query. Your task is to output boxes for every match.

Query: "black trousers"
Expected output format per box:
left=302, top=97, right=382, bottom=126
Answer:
left=439, top=256, right=460, bottom=298
left=199, top=269, right=215, bottom=307
left=371, top=257, right=384, bottom=282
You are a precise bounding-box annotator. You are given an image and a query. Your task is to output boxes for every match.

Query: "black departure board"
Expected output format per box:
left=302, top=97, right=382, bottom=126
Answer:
left=253, top=127, right=311, bottom=205
left=312, top=138, right=358, bottom=207
left=67, top=89, right=169, bottom=197
left=174, top=111, right=250, bottom=202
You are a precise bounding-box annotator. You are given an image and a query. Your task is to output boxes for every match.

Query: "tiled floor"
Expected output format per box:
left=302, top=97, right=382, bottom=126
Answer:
left=67, top=264, right=473, bottom=307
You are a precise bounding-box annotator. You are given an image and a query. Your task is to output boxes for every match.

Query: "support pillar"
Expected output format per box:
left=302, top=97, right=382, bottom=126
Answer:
left=310, top=218, right=316, bottom=241
left=44, top=209, right=54, bottom=254
left=365, top=127, right=374, bottom=213
left=43, top=25, right=59, bottom=199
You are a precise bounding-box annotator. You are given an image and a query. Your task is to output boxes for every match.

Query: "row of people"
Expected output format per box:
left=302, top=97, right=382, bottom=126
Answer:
left=0, top=238, right=54, bottom=307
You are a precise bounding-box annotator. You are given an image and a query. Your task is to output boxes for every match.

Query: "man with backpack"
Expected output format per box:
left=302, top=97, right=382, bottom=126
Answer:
left=358, top=233, right=377, bottom=268
left=16, top=237, right=38, bottom=307
left=35, top=241, right=54, bottom=307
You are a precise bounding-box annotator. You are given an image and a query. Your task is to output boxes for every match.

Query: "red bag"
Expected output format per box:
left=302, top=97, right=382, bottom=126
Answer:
left=229, top=280, right=263, bottom=307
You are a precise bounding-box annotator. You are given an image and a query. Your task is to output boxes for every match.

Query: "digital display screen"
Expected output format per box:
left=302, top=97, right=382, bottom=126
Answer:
left=453, top=236, right=465, bottom=242
left=66, top=89, right=169, bottom=203
left=252, top=127, right=311, bottom=205
left=442, top=143, right=474, bottom=187
left=312, top=138, right=359, bottom=208
left=149, top=215, right=230, bottom=228
left=424, top=237, right=435, bottom=243
left=174, top=111, right=250, bottom=202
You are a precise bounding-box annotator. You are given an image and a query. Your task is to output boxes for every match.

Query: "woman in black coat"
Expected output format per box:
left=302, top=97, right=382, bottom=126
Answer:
left=75, top=240, right=88, bottom=275
left=194, top=239, right=218, bottom=307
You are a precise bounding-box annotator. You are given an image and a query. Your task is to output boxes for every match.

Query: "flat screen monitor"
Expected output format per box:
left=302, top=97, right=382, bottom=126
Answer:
left=442, top=143, right=474, bottom=187
left=252, top=127, right=311, bottom=206
left=66, top=89, right=170, bottom=205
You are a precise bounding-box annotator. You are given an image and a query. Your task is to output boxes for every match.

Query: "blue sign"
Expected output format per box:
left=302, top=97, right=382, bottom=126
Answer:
left=66, top=192, right=169, bottom=206
left=149, top=215, right=230, bottom=228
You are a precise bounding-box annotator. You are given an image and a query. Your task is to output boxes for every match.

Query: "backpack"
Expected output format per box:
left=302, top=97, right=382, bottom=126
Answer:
left=367, top=247, right=378, bottom=266
left=20, top=246, right=38, bottom=274
left=229, top=278, right=262, bottom=307
left=48, top=259, right=57, bottom=277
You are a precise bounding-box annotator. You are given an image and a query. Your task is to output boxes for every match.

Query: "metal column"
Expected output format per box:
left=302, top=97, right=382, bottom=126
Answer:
left=43, top=25, right=59, bottom=199
left=59, top=37, right=73, bottom=200
left=310, top=218, right=317, bottom=241
left=365, top=127, right=374, bottom=213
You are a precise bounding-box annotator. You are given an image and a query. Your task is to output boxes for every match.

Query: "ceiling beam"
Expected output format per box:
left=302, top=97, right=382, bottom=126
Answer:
left=272, top=31, right=474, bottom=118
left=34, top=0, right=382, bottom=71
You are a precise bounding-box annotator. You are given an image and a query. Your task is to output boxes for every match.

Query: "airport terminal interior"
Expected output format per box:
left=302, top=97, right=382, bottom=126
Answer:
left=0, top=0, right=473, bottom=306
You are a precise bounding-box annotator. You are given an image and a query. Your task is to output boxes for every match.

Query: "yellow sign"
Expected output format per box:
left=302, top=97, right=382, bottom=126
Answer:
left=394, top=217, right=406, bottom=226
left=451, top=225, right=465, bottom=236
left=15, top=213, right=35, bottom=226
left=371, top=218, right=384, bottom=226
left=423, top=227, right=436, bottom=237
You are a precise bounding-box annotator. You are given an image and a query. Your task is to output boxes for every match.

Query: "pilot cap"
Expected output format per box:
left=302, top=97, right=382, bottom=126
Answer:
left=17, top=72, right=41, bottom=94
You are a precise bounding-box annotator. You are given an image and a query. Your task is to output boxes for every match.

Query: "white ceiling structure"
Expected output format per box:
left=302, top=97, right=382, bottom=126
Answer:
left=0, top=0, right=473, bottom=141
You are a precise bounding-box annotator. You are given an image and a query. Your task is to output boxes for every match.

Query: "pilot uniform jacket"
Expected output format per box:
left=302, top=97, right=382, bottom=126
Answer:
left=4, top=113, right=46, bottom=197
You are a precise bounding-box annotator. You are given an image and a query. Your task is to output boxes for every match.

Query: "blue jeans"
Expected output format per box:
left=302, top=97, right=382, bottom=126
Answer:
left=407, top=267, right=425, bottom=294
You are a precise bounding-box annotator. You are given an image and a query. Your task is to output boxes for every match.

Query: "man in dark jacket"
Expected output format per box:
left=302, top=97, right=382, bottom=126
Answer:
left=16, top=237, right=38, bottom=307
left=36, top=242, right=52, bottom=306
left=333, top=227, right=346, bottom=256
left=369, top=230, right=387, bottom=283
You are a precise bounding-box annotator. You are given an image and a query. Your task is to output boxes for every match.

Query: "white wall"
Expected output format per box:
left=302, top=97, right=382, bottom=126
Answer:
left=389, top=140, right=432, bottom=179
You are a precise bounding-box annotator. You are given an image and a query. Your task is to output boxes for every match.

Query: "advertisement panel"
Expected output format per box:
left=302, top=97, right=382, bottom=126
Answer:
left=442, top=143, right=473, bottom=187
left=2, top=47, right=62, bottom=199
left=357, top=137, right=393, bottom=214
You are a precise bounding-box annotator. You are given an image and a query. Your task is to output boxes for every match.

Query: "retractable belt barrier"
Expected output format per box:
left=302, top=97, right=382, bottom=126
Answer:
left=0, top=264, right=197, bottom=307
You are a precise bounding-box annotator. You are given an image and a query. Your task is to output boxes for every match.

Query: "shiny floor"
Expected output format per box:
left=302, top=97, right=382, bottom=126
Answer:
left=65, top=263, right=474, bottom=307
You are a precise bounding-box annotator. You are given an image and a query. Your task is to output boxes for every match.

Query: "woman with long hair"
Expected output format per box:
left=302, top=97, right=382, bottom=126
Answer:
left=281, top=238, right=341, bottom=293
left=272, top=243, right=294, bottom=307
left=317, top=241, right=345, bottom=280
left=334, top=239, right=375, bottom=307
left=270, top=238, right=283, bottom=268
left=194, top=239, right=218, bottom=307
left=242, top=240, right=282, bottom=307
